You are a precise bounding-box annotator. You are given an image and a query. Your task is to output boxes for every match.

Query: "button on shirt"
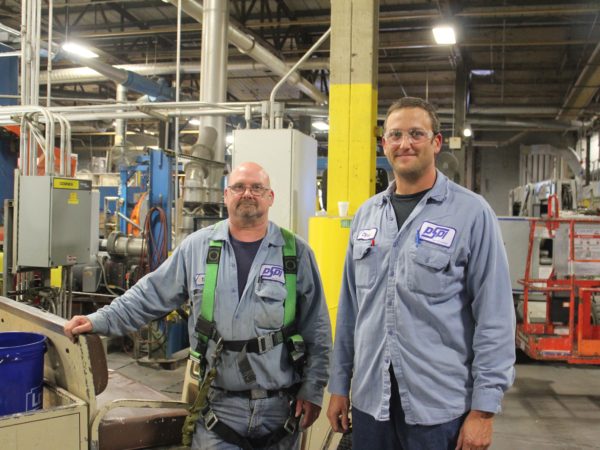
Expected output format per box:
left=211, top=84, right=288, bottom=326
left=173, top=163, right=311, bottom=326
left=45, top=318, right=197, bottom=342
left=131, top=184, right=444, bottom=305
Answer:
left=328, top=171, right=515, bottom=425
left=89, top=220, right=332, bottom=406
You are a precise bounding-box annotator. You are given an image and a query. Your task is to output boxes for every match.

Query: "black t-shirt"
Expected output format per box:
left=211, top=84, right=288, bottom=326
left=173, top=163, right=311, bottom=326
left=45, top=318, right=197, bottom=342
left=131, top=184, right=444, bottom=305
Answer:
left=229, top=233, right=263, bottom=299
left=390, top=188, right=430, bottom=230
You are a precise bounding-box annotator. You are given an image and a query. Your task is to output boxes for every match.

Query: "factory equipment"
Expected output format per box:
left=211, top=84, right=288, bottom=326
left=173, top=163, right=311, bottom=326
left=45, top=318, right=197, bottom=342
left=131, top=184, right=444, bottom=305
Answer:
left=2, top=174, right=93, bottom=317
left=509, top=179, right=578, bottom=217
left=179, top=126, right=227, bottom=241
left=514, top=217, right=600, bottom=363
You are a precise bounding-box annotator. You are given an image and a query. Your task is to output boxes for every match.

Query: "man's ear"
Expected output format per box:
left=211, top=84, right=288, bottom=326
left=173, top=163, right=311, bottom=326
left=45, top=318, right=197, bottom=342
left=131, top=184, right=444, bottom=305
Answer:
left=433, top=133, right=443, bottom=155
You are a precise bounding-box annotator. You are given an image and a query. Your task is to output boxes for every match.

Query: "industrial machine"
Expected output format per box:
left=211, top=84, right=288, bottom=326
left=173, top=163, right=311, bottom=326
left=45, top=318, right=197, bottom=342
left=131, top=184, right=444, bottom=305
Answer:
left=514, top=216, right=600, bottom=363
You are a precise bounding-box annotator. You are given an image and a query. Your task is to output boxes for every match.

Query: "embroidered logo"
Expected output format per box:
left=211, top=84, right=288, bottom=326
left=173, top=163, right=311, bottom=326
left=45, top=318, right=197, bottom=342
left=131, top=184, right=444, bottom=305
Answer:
left=260, top=264, right=285, bottom=284
left=356, top=228, right=377, bottom=240
left=194, top=273, right=205, bottom=286
left=418, top=221, right=456, bottom=248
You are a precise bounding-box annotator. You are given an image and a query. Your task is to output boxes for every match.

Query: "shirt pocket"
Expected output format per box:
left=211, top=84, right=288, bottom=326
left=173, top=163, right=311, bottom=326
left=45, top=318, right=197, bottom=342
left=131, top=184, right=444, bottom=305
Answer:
left=407, top=246, right=452, bottom=299
left=254, top=280, right=287, bottom=330
left=353, top=242, right=377, bottom=289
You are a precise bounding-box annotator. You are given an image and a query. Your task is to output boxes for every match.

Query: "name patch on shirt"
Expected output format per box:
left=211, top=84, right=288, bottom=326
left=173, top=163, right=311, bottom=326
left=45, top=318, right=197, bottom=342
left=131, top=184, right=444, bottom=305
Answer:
left=356, top=228, right=378, bottom=240
left=260, top=264, right=285, bottom=284
left=194, top=273, right=205, bottom=286
left=418, top=221, right=456, bottom=248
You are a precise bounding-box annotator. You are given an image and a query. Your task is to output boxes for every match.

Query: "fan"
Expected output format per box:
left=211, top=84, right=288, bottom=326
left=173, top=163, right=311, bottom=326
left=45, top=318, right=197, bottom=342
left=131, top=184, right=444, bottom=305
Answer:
left=437, top=151, right=460, bottom=182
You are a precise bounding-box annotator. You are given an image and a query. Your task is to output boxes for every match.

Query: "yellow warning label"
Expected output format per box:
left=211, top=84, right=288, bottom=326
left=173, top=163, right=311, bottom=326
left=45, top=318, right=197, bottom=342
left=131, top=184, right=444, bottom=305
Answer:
left=68, top=192, right=79, bottom=205
left=53, top=178, right=79, bottom=190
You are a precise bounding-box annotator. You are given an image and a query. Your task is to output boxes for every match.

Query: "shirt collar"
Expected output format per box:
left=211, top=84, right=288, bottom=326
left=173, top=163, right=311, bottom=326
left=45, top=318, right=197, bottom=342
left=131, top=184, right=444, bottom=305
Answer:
left=211, top=219, right=283, bottom=246
left=377, top=169, right=449, bottom=207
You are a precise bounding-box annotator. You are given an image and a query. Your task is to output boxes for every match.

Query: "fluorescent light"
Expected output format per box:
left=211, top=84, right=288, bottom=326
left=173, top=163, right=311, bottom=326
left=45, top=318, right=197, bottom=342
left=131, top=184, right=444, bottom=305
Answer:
left=432, top=26, right=456, bottom=45
left=189, top=119, right=201, bottom=126
left=312, top=120, right=329, bottom=131
left=226, top=134, right=234, bottom=145
left=471, top=69, right=494, bottom=77
left=62, top=42, right=99, bottom=58
left=462, top=126, right=472, bottom=138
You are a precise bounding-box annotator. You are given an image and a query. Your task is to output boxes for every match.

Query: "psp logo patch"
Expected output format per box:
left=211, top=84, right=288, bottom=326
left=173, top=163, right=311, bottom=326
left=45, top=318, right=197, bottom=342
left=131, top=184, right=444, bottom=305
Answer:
left=260, top=264, right=285, bottom=284
left=418, top=221, right=456, bottom=248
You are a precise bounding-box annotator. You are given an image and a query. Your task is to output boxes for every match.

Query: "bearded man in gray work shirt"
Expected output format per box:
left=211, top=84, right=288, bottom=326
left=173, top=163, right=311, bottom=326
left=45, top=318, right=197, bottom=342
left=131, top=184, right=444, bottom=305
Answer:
left=65, top=162, right=332, bottom=450
left=327, top=97, right=515, bottom=450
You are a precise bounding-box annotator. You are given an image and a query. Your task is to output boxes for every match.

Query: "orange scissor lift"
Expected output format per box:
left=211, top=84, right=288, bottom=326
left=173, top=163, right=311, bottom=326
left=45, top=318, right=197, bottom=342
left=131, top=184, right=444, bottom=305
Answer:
left=517, top=212, right=600, bottom=364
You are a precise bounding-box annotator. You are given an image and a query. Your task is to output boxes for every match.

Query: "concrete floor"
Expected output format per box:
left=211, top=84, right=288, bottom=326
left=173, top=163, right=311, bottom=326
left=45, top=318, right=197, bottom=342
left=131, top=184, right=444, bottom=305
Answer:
left=492, top=359, right=600, bottom=450
left=108, top=351, right=600, bottom=450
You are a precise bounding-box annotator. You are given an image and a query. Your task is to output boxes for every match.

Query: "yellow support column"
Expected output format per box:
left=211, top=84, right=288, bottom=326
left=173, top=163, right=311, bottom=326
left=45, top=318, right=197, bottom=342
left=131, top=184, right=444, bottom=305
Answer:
left=309, top=0, right=379, bottom=334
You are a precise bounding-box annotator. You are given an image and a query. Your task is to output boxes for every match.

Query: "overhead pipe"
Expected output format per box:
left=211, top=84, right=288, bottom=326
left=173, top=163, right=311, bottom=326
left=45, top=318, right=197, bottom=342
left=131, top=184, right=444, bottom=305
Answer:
left=61, top=51, right=175, bottom=101
left=179, top=0, right=229, bottom=239
left=167, top=0, right=327, bottom=105
left=39, top=59, right=329, bottom=85
left=195, top=0, right=227, bottom=161
left=556, top=39, right=600, bottom=121
left=269, top=27, right=331, bottom=128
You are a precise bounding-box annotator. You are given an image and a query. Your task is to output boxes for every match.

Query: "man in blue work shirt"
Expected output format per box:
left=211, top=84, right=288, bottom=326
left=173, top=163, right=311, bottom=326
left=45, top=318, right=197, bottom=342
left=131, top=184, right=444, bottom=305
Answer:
left=64, top=162, right=332, bottom=450
left=327, top=97, right=515, bottom=450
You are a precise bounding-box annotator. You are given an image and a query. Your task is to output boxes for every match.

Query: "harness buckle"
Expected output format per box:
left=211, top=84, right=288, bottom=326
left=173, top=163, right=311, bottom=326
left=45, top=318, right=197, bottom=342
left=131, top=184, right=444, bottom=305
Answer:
left=257, top=334, right=274, bottom=353
left=283, top=416, right=297, bottom=434
left=250, top=389, right=268, bottom=400
left=203, top=409, right=219, bottom=431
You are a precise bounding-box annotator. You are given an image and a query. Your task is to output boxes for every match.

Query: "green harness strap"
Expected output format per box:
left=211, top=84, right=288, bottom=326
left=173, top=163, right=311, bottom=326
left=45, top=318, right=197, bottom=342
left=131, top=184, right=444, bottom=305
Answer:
left=192, top=226, right=298, bottom=359
left=200, top=240, right=222, bottom=341
left=280, top=227, right=297, bottom=327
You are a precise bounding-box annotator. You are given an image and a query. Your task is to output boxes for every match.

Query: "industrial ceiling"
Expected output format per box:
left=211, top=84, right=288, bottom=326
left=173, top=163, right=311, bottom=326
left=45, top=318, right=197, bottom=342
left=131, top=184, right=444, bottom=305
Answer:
left=1, top=0, right=600, bottom=148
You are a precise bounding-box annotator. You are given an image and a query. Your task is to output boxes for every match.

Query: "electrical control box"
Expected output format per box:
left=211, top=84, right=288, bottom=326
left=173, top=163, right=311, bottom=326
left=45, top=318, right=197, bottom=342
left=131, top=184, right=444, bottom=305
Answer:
left=16, top=176, right=92, bottom=268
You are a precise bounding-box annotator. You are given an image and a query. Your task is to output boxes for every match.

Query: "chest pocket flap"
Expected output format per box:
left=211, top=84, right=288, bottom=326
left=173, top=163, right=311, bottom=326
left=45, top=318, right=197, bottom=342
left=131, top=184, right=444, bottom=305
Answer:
left=353, top=242, right=376, bottom=288
left=408, top=246, right=452, bottom=297
left=255, top=280, right=287, bottom=330
left=413, top=246, right=451, bottom=270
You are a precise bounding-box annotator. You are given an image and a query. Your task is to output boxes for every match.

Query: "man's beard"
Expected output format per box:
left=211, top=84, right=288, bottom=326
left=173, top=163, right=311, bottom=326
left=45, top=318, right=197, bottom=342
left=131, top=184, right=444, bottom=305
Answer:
left=236, top=200, right=263, bottom=222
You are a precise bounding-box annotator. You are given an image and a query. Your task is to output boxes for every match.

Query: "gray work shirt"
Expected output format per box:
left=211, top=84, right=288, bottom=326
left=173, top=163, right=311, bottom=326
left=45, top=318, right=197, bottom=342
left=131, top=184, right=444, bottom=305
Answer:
left=328, top=171, right=516, bottom=425
left=89, top=220, right=332, bottom=406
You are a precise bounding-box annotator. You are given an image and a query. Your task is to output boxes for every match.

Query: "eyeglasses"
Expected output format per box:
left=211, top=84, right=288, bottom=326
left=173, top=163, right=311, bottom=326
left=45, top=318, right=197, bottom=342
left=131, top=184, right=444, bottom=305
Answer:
left=227, top=183, right=270, bottom=196
left=383, top=128, right=435, bottom=143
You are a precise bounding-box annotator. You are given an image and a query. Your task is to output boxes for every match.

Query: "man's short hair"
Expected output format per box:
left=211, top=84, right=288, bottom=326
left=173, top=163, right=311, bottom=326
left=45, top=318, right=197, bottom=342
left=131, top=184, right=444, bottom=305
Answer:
left=383, top=97, right=440, bottom=134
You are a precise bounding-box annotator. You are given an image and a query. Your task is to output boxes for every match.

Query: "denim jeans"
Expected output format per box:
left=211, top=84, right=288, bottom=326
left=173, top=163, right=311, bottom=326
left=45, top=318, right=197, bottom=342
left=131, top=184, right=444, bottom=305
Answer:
left=352, top=371, right=466, bottom=450
left=191, top=388, right=300, bottom=450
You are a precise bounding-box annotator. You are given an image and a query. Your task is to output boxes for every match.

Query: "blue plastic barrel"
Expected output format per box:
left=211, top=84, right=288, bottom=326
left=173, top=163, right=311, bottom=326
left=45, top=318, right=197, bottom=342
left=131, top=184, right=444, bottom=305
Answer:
left=0, top=332, right=47, bottom=416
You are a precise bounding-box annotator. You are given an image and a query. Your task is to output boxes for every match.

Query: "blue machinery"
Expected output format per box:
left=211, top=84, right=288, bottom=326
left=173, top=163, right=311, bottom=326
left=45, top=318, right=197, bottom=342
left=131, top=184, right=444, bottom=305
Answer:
left=117, top=148, right=173, bottom=252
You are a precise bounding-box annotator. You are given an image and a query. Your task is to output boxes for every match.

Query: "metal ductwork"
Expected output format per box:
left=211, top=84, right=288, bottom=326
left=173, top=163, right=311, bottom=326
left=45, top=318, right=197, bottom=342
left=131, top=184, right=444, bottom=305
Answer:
left=179, top=0, right=228, bottom=240
left=167, top=0, right=327, bottom=105
left=62, top=52, right=174, bottom=101
left=40, top=59, right=329, bottom=85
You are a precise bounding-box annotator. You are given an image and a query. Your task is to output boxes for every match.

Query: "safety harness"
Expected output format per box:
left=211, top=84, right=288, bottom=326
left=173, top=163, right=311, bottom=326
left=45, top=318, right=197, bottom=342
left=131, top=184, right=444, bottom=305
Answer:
left=182, top=225, right=305, bottom=448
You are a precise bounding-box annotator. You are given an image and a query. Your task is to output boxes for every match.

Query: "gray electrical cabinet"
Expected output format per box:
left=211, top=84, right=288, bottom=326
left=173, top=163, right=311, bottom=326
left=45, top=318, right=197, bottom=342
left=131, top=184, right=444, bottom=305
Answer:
left=17, top=176, right=92, bottom=267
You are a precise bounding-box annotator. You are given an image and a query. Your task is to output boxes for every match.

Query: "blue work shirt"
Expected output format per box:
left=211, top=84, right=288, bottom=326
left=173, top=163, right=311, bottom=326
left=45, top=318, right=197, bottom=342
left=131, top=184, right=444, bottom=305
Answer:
left=89, top=220, right=332, bottom=406
left=329, top=171, right=515, bottom=425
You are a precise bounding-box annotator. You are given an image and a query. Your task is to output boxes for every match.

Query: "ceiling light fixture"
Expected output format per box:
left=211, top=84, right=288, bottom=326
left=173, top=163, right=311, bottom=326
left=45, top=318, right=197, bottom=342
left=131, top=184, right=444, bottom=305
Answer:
left=312, top=120, right=329, bottom=131
left=61, top=42, right=99, bottom=58
left=432, top=26, right=456, bottom=45
left=471, top=69, right=494, bottom=77
left=462, top=126, right=472, bottom=138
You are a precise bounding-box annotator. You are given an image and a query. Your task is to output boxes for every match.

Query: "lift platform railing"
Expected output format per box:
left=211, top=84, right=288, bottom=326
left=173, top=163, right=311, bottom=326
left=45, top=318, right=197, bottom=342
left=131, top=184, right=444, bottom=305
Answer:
left=517, top=217, right=600, bottom=364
